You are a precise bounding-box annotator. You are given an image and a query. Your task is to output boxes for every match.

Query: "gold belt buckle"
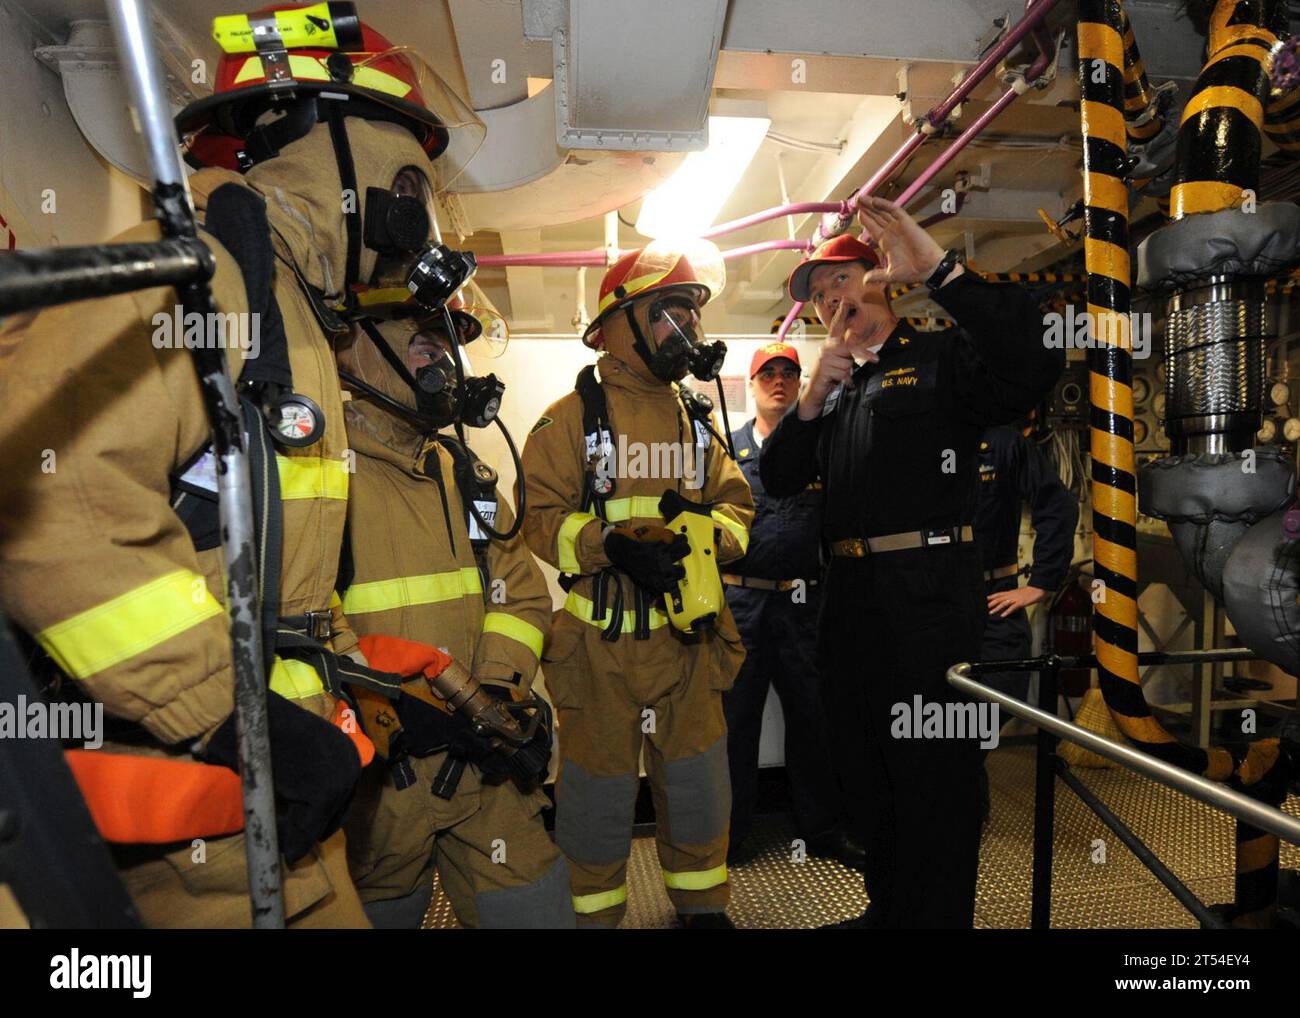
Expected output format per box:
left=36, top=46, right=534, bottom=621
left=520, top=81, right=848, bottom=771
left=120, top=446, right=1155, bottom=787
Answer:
left=834, top=537, right=868, bottom=557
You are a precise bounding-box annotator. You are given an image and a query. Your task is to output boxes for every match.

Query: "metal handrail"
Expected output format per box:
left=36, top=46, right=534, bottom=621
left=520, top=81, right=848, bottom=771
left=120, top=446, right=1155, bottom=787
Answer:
left=947, top=662, right=1300, bottom=846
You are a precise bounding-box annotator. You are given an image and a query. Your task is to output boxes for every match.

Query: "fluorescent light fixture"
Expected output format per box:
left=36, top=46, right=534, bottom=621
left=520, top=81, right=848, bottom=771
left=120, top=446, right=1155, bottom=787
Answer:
left=635, top=113, right=771, bottom=240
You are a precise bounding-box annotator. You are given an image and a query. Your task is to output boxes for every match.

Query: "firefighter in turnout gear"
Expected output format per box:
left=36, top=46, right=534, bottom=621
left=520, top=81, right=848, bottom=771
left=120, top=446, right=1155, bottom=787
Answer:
left=0, top=5, right=484, bottom=927
left=335, top=306, right=574, bottom=929
left=522, top=244, right=754, bottom=928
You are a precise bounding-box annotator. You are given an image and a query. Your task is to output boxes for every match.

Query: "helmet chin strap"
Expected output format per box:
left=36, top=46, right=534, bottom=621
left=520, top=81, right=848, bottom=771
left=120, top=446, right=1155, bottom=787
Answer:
left=623, top=304, right=658, bottom=375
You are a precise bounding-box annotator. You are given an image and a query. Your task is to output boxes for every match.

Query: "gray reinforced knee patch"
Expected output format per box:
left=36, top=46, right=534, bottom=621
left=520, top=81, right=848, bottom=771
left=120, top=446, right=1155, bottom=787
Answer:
left=362, top=884, right=434, bottom=930
left=663, top=736, right=731, bottom=845
left=476, top=855, right=577, bottom=929
left=555, top=759, right=638, bottom=865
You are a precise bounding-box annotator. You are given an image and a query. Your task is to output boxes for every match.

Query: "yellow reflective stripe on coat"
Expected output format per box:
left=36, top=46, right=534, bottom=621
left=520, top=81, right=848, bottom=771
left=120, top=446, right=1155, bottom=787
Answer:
left=269, top=656, right=326, bottom=701
left=710, top=510, right=749, bottom=553
left=36, top=569, right=224, bottom=680
left=564, top=590, right=668, bottom=632
left=481, top=612, right=545, bottom=660
left=572, top=885, right=628, bottom=914
left=276, top=454, right=349, bottom=501
left=557, top=511, right=599, bottom=573
left=662, top=864, right=728, bottom=891
left=604, top=496, right=663, bottom=523
left=342, top=567, right=483, bottom=616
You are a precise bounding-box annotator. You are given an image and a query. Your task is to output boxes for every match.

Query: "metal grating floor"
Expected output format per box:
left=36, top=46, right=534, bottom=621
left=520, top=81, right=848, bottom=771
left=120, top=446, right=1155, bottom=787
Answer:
left=422, top=745, right=1300, bottom=929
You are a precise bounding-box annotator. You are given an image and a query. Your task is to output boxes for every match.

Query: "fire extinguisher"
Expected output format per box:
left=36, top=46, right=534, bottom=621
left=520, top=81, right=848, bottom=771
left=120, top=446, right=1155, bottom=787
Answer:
left=1048, top=567, right=1093, bottom=697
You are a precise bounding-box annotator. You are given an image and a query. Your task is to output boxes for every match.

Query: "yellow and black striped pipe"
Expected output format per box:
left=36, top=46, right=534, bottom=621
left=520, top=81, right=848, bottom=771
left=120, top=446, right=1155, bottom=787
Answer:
left=1118, top=7, right=1163, bottom=143
left=1265, top=83, right=1300, bottom=153
left=1078, top=0, right=1237, bottom=782
left=1169, top=0, right=1278, bottom=219
left=1090, top=0, right=1287, bottom=925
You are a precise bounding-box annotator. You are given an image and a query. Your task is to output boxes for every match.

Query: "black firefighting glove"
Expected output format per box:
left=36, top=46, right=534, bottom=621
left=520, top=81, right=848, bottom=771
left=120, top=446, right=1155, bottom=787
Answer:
left=603, top=525, right=689, bottom=594
left=202, top=690, right=361, bottom=865
left=395, top=690, right=467, bottom=756
left=447, top=686, right=554, bottom=787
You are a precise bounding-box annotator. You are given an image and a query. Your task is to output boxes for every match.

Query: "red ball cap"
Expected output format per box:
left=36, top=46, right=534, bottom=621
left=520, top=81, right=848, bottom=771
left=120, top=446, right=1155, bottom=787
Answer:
left=787, top=234, right=879, bottom=302
left=749, top=341, right=801, bottom=378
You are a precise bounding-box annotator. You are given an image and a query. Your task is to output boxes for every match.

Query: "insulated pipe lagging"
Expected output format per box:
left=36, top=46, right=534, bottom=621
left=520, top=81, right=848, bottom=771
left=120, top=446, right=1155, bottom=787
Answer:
left=1077, top=0, right=1236, bottom=781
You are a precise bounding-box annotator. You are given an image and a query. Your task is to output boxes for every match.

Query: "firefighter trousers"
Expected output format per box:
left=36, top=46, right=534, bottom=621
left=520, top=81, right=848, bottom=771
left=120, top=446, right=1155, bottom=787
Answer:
left=546, top=616, right=735, bottom=927
left=345, top=751, right=575, bottom=929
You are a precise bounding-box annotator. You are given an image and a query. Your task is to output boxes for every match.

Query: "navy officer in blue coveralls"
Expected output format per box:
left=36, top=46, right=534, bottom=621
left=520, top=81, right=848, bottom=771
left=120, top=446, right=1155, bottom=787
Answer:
left=760, top=197, right=1063, bottom=928
left=974, top=424, right=1077, bottom=820
left=723, top=341, right=864, bottom=871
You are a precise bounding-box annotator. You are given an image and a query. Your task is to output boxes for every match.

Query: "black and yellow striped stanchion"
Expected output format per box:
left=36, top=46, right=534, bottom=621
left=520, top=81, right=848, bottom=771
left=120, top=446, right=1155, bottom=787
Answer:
left=1078, top=0, right=1241, bottom=780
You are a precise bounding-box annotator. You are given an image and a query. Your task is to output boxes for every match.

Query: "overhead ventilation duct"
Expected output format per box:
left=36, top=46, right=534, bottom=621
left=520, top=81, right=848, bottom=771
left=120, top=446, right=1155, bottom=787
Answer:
left=449, top=84, right=685, bottom=233
left=33, top=18, right=205, bottom=185
left=534, top=0, right=728, bottom=151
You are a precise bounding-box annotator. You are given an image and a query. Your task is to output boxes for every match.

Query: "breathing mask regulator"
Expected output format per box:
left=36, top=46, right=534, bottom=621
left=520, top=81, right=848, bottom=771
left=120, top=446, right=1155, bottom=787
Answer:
left=332, top=152, right=522, bottom=542
left=628, top=295, right=728, bottom=385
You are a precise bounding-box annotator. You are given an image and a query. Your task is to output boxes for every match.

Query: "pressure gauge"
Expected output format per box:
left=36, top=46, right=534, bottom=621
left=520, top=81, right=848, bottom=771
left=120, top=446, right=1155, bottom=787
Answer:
left=269, top=392, right=325, bottom=448
left=1258, top=418, right=1278, bottom=443
left=1131, top=376, right=1150, bottom=405
left=1271, top=381, right=1292, bottom=407
left=1133, top=418, right=1148, bottom=445
left=1284, top=417, right=1300, bottom=443
left=1152, top=392, right=1166, bottom=419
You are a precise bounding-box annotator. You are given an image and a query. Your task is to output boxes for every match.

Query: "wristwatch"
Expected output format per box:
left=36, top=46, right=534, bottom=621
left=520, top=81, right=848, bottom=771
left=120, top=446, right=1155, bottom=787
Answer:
left=925, top=249, right=961, bottom=293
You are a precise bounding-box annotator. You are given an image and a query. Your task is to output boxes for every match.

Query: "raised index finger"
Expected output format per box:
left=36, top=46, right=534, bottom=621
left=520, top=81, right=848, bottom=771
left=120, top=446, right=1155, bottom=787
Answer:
left=827, top=299, right=848, bottom=342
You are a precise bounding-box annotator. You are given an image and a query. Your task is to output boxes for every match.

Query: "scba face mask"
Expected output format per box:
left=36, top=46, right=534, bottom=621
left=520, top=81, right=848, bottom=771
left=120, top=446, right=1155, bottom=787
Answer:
left=631, top=296, right=728, bottom=383
left=348, top=316, right=503, bottom=433
left=413, top=343, right=504, bottom=430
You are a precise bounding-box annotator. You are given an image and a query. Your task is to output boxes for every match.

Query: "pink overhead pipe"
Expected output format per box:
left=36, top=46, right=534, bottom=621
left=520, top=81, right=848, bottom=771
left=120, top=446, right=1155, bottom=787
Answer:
left=477, top=238, right=810, bottom=271
left=811, top=0, right=1061, bottom=249
left=775, top=0, right=1060, bottom=338
left=702, top=201, right=840, bottom=240
left=723, top=238, right=809, bottom=260
left=475, top=250, right=608, bottom=268
left=477, top=0, right=1060, bottom=289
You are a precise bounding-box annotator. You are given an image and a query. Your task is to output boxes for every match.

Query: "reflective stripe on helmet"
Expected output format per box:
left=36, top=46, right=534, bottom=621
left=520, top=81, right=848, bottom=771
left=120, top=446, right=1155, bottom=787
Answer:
left=231, top=53, right=413, bottom=98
